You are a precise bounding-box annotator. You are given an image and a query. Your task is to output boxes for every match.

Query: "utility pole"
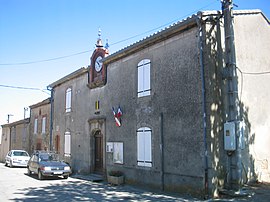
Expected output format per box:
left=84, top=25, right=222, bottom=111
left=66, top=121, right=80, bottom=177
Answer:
left=7, top=114, right=13, bottom=123
left=222, top=0, right=242, bottom=190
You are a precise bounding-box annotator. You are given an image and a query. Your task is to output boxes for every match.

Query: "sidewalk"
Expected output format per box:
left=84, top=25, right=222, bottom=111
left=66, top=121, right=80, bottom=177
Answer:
left=71, top=174, right=202, bottom=201
left=71, top=174, right=270, bottom=201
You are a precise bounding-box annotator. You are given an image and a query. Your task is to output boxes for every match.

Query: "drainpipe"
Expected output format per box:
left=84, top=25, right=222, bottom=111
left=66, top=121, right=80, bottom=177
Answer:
left=196, top=13, right=209, bottom=198
left=159, top=112, right=164, bottom=191
left=47, top=86, right=54, bottom=151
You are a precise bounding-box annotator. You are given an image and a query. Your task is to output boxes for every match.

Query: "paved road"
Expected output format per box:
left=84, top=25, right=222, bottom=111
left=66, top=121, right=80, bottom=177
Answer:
left=1, top=162, right=270, bottom=201
left=0, top=163, right=198, bottom=201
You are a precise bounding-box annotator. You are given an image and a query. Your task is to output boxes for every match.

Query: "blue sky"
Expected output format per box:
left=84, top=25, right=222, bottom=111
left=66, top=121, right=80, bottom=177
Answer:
left=0, top=0, right=269, bottom=127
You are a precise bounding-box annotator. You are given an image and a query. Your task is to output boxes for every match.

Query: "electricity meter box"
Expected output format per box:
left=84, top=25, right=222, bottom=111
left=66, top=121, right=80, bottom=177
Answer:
left=224, top=122, right=236, bottom=151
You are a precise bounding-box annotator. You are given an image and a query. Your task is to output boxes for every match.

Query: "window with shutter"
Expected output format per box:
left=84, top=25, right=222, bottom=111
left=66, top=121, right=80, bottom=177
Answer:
left=64, top=132, right=71, bottom=156
left=137, top=127, right=152, bottom=167
left=65, top=88, right=72, bottom=112
left=137, top=59, right=151, bottom=97
left=34, top=118, right=38, bottom=134
left=41, top=116, right=46, bottom=134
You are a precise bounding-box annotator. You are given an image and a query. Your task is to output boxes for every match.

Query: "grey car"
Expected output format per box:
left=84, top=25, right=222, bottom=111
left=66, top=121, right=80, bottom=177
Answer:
left=27, top=151, right=71, bottom=180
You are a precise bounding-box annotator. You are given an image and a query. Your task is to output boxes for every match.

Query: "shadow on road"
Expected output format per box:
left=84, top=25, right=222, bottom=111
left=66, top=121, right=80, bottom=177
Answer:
left=10, top=178, right=189, bottom=201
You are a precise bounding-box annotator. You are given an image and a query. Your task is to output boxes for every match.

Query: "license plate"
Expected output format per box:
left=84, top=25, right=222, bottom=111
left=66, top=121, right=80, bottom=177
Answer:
left=54, top=171, right=63, bottom=174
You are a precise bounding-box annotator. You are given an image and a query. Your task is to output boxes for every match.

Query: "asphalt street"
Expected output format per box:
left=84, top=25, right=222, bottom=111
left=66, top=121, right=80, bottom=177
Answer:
left=0, top=162, right=270, bottom=201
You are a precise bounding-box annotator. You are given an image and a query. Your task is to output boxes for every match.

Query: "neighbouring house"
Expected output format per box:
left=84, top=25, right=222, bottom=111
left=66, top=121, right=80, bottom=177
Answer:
left=47, top=9, right=269, bottom=197
left=48, top=68, right=89, bottom=166
left=0, top=125, right=10, bottom=162
left=0, top=118, right=30, bottom=162
left=29, top=98, right=51, bottom=153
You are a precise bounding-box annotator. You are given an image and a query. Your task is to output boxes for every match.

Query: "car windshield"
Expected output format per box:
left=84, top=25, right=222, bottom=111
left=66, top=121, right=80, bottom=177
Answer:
left=13, top=151, right=29, bottom=156
left=39, top=153, right=59, bottom=162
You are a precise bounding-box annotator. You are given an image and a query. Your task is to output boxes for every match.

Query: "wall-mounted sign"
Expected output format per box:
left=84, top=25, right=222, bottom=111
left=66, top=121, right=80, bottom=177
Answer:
left=106, top=142, right=113, bottom=153
left=113, top=142, right=123, bottom=164
left=106, top=142, right=124, bottom=164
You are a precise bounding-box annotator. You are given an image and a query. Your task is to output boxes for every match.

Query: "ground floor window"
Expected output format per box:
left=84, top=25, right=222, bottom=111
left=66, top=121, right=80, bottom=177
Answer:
left=137, top=127, right=152, bottom=167
left=64, top=132, right=71, bottom=156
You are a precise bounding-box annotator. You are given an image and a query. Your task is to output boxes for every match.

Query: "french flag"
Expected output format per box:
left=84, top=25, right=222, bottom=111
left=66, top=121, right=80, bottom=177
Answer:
left=117, top=106, right=123, bottom=118
left=112, top=107, right=122, bottom=127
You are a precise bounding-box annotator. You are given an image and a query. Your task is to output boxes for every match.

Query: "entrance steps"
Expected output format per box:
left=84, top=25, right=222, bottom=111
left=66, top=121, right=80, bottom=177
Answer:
left=72, top=173, right=104, bottom=182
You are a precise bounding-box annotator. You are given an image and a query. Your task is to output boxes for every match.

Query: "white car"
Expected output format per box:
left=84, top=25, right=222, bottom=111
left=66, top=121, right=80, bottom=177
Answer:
left=5, top=150, right=30, bottom=168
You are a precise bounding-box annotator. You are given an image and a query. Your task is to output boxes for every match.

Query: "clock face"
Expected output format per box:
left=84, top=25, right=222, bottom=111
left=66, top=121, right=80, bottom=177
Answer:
left=94, top=56, right=103, bottom=72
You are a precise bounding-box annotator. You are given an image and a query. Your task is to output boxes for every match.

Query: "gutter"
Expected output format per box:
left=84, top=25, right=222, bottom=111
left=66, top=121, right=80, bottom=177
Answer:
left=196, top=12, right=209, bottom=199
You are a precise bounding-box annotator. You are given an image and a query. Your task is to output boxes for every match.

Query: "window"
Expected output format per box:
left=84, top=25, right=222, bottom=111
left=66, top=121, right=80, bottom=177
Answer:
left=137, top=59, right=151, bottom=97
left=34, top=118, right=38, bottom=134
left=65, top=88, right=72, bottom=112
left=137, top=127, right=152, bottom=167
left=64, top=132, right=71, bottom=156
left=41, top=116, right=46, bottom=134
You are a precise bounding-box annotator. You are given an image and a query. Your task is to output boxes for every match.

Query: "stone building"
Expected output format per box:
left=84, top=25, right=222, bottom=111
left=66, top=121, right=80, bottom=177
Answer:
left=48, top=9, right=270, bottom=197
left=29, top=98, right=51, bottom=153
left=0, top=118, right=30, bottom=162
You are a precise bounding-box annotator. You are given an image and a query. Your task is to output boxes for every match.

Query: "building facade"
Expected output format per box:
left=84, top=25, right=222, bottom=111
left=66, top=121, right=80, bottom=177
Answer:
left=29, top=98, right=51, bottom=153
left=47, top=10, right=270, bottom=197
left=0, top=118, right=30, bottom=162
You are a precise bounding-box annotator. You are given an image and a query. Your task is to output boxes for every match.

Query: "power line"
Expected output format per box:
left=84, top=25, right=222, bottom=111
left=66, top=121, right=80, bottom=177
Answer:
left=237, top=67, right=270, bottom=102
left=0, top=84, right=50, bottom=95
left=0, top=50, right=92, bottom=66
left=0, top=0, right=219, bottom=66
left=237, top=67, right=270, bottom=75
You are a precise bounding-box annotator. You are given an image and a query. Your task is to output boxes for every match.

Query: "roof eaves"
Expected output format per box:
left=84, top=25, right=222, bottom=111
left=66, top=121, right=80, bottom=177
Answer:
left=1, top=118, right=30, bottom=127
left=29, top=98, right=51, bottom=109
left=48, top=67, right=88, bottom=88
left=103, top=14, right=198, bottom=64
left=233, top=9, right=269, bottom=24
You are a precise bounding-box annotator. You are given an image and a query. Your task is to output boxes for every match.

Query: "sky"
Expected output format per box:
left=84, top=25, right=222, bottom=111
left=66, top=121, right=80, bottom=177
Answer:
left=0, top=0, right=269, bottom=130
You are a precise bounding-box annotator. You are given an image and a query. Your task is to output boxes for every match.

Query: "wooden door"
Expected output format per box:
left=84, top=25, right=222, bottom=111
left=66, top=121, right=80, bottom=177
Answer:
left=94, top=131, right=103, bottom=173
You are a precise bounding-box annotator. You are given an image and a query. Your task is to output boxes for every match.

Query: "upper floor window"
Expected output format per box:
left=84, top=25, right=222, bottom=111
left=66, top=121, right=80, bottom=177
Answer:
left=34, top=118, right=38, bottom=134
left=65, top=88, right=72, bottom=112
left=41, top=116, right=46, bottom=134
left=137, top=127, right=152, bottom=167
left=137, top=59, right=151, bottom=97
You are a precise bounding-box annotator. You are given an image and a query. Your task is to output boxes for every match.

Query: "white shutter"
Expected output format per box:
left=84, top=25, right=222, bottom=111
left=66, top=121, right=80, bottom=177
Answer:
left=137, top=127, right=152, bottom=167
left=144, top=62, right=151, bottom=96
left=138, top=59, right=151, bottom=97
left=144, top=130, right=152, bottom=167
left=138, top=66, right=144, bottom=97
left=42, top=117, right=46, bottom=134
left=34, top=118, right=38, bottom=134
left=137, top=130, right=145, bottom=166
left=64, top=132, right=71, bottom=156
left=66, top=88, right=72, bottom=112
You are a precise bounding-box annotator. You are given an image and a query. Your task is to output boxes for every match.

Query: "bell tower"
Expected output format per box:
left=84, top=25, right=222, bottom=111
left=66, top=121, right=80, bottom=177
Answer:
left=88, top=29, right=109, bottom=88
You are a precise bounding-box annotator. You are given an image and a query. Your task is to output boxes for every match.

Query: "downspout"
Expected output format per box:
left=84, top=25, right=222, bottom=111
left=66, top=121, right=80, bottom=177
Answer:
left=196, top=12, right=209, bottom=198
left=47, top=86, right=54, bottom=151
left=159, top=112, right=164, bottom=191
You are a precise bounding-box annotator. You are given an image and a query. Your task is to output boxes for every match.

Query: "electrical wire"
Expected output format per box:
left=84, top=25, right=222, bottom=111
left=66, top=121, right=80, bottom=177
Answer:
left=0, top=50, right=93, bottom=66
left=0, top=84, right=50, bottom=95
left=237, top=67, right=270, bottom=102
left=0, top=0, right=219, bottom=66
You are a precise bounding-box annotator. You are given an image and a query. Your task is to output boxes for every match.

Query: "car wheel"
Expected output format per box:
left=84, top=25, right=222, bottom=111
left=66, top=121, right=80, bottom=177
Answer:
left=27, top=167, right=32, bottom=175
left=5, top=162, right=8, bottom=167
left=63, top=175, right=69, bottom=179
left=38, top=170, right=44, bottom=180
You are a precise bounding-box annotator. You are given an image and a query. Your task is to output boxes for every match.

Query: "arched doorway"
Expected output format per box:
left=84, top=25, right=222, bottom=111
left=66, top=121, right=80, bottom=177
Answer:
left=94, top=130, right=103, bottom=173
